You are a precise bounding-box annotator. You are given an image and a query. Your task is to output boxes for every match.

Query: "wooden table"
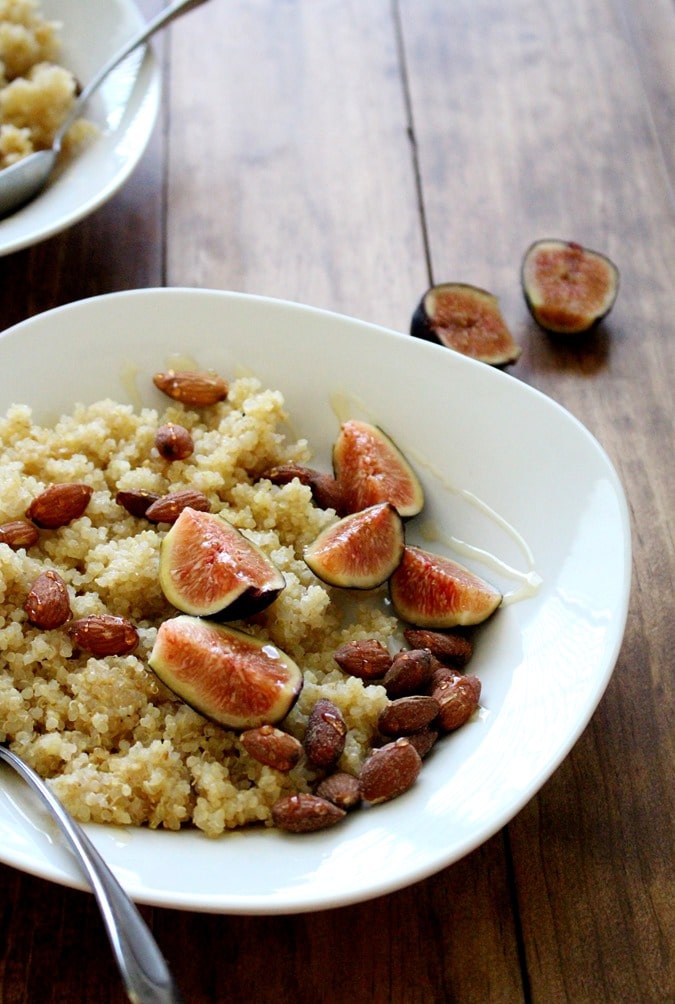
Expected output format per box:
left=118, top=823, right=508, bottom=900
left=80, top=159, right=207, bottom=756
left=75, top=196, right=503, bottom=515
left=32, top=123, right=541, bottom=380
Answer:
left=1, top=1, right=673, bottom=1001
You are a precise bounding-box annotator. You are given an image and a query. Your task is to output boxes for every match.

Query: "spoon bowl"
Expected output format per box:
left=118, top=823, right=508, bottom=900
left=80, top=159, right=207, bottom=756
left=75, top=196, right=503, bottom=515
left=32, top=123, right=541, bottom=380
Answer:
left=0, top=0, right=210, bottom=218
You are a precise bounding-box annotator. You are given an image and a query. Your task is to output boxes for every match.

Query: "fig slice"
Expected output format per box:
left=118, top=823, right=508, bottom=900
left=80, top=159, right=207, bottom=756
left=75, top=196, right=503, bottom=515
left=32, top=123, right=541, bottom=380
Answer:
left=332, top=420, right=424, bottom=518
left=521, top=239, right=619, bottom=334
left=304, top=502, right=404, bottom=589
left=389, top=545, right=501, bottom=628
left=159, top=507, right=285, bottom=620
left=411, top=282, right=521, bottom=366
left=148, top=615, right=303, bottom=730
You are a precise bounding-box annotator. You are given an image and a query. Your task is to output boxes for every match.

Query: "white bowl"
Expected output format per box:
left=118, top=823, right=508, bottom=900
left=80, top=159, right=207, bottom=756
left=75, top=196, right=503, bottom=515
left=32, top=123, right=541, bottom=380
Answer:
left=0, top=288, right=631, bottom=914
left=0, top=0, right=160, bottom=256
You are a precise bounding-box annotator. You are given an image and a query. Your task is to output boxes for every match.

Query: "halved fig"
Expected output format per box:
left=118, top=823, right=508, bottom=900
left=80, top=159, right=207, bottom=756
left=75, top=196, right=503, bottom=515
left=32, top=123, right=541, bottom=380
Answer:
left=332, top=420, right=424, bottom=518
left=411, top=282, right=521, bottom=366
left=159, top=507, right=285, bottom=619
left=521, top=239, right=619, bottom=334
left=304, top=502, right=404, bottom=589
left=148, top=615, right=303, bottom=730
left=389, top=545, right=501, bottom=628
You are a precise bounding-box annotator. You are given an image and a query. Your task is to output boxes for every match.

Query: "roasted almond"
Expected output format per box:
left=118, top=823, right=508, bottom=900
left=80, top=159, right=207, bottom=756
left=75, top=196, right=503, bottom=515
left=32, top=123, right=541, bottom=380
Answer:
left=382, top=648, right=435, bottom=697
left=316, top=771, right=362, bottom=810
left=304, top=698, right=347, bottom=769
left=68, top=615, right=139, bottom=657
left=430, top=665, right=461, bottom=690
left=241, top=726, right=303, bottom=772
left=153, top=369, right=228, bottom=407
left=264, top=465, right=348, bottom=515
left=271, top=793, right=346, bottom=833
left=144, top=490, right=211, bottom=524
left=333, top=638, right=392, bottom=680
left=115, top=489, right=161, bottom=518
left=378, top=695, right=440, bottom=737
left=432, top=673, right=481, bottom=732
left=26, top=483, right=93, bottom=529
left=359, top=738, right=422, bottom=804
left=306, top=473, right=349, bottom=515
left=263, top=464, right=318, bottom=487
left=155, top=423, right=194, bottom=462
left=0, top=519, right=40, bottom=549
left=24, top=570, right=71, bottom=629
left=406, top=727, right=439, bottom=760
left=404, top=627, right=474, bottom=667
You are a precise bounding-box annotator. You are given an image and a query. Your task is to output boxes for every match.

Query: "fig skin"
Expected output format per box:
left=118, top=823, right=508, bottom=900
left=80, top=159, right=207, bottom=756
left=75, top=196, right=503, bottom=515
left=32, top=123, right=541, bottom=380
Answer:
left=521, top=239, right=619, bottom=334
left=159, top=507, right=285, bottom=620
left=411, top=282, right=521, bottom=366
left=389, top=545, right=502, bottom=629
left=304, top=502, right=405, bottom=589
left=148, top=615, right=303, bottom=730
left=332, top=420, right=424, bottom=518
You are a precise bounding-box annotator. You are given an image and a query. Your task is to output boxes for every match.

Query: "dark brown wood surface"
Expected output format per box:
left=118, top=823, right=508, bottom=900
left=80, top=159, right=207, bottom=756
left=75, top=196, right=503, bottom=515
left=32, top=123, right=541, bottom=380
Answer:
left=0, top=1, right=673, bottom=1001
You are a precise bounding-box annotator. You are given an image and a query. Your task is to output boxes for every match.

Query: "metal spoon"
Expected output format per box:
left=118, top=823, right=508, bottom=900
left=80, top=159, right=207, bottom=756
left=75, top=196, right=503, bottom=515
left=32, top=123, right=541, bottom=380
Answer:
left=0, top=744, right=183, bottom=1003
left=0, top=0, right=211, bottom=218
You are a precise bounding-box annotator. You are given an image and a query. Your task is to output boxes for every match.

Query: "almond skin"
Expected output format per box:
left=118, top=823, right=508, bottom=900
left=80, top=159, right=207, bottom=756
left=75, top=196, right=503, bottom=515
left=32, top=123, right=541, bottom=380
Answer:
left=382, top=648, right=436, bottom=697
left=24, top=570, right=71, bottom=629
left=377, top=695, right=440, bottom=737
left=271, top=793, right=346, bottom=833
left=306, top=473, right=349, bottom=515
left=241, top=726, right=303, bottom=772
left=403, top=628, right=474, bottom=667
left=304, top=698, right=347, bottom=769
left=153, top=369, right=228, bottom=407
left=316, top=771, right=362, bottom=811
left=0, top=519, right=40, bottom=549
left=155, top=423, right=194, bottom=462
left=263, top=464, right=348, bottom=515
left=68, top=615, right=139, bottom=657
left=333, top=639, right=392, bottom=680
left=359, top=738, right=422, bottom=804
left=26, top=483, right=93, bottom=529
left=144, top=490, right=211, bottom=524
left=115, top=489, right=161, bottom=518
left=432, top=673, right=482, bottom=731
left=406, top=727, right=440, bottom=760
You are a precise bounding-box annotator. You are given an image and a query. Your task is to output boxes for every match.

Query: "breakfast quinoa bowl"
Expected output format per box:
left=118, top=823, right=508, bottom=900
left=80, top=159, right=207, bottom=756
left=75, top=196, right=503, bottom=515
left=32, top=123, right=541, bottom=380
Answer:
left=0, top=375, right=412, bottom=837
left=0, top=0, right=94, bottom=170
left=0, top=288, right=631, bottom=914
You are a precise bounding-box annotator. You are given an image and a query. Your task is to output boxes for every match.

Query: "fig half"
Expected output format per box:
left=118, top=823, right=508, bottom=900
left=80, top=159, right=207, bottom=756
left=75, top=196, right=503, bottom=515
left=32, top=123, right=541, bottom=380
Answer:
left=332, top=420, right=424, bottom=518
left=159, top=507, right=285, bottom=620
left=521, top=239, right=619, bottom=334
left=411, top=283, right=521, bottom=366
left=389, top=545, right=501, bottom=628
left=148, top=615, right=303, bottom=730
left=304, top=502, right=404, bottom=589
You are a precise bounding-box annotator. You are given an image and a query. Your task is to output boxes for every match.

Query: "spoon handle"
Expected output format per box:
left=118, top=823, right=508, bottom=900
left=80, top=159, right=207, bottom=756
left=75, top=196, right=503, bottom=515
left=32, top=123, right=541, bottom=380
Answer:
left=55, top=0, right=212, bottom=151
left=0, top=745, right=183, bottom=1004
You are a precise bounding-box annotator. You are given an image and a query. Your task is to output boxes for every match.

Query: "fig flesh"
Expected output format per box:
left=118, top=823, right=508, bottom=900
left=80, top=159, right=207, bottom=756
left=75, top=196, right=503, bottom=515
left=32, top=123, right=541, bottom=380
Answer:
left=304, top=502, right=404, bottom=589
left=411, top=282, right=521, bottom=366
left=389, top=545, right=501, bottom=628
left=159, top=507, right=285, bottom=619
left=521, top=239, right=619, bottom=334
left=332, top=420, right=424, bottom=518
left=148, top=615, right=303, bottom=730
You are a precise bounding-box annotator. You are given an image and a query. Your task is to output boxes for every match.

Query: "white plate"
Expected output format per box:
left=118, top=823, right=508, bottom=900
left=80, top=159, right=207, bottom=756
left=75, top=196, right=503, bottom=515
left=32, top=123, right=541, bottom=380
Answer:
left=0, top=288, right=631, bottom=914
left=0, top=0, right=160, bottom=256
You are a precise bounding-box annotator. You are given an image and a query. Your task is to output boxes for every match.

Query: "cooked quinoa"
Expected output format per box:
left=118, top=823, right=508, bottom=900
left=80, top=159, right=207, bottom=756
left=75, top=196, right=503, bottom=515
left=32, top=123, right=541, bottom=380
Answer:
left=0, top=0, right=94, bottom=170
left=0, top=375, right=396, bottom=836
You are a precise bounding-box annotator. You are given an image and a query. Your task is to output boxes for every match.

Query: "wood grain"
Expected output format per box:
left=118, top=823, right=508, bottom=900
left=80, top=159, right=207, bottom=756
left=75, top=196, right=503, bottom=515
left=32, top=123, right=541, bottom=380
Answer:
left=164, top=0, right=428, bottom=329
left=400, top=1, right=674, bottom=1001
left=0, top=0, right=673, bottom=1001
